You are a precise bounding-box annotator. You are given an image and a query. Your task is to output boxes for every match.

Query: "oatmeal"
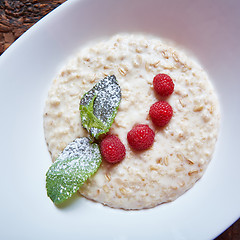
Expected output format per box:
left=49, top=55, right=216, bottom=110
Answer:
left=44, top=33, right=220, bottom=209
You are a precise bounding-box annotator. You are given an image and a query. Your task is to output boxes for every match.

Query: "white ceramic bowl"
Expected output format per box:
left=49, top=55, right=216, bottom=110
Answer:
left=0, top=0, right=239, bottom=239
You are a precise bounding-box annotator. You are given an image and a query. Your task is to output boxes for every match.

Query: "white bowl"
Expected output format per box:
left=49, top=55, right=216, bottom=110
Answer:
left=0, top=0, right=239, bottom=239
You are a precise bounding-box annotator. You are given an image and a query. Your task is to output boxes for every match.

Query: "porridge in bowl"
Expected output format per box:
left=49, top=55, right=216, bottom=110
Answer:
left=44, top=33, right=220, bottom=209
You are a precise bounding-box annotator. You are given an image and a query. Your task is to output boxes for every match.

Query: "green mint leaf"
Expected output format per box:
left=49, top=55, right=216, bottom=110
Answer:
left=80, top=75, right=121, bottom=139
left=46, top=137, right=102, bottom=204
left=80, top=95, right=107, bottom=131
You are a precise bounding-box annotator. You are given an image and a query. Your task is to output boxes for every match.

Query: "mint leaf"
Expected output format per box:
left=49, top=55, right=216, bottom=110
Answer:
left=80, top=95, right=107, bottom=131
left=80, top=75, right=121, bottom=139
left=46, top=137, right=102, bottom=204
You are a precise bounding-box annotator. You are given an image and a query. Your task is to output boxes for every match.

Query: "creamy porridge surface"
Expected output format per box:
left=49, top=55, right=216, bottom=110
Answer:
left=44, top=33, right=220, bottom=209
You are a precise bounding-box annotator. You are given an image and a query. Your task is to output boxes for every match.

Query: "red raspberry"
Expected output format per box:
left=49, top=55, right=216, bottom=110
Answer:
left=127, top=124, right=155, bottom=151
left=149, top=101, right=173, bottom=127
left=153, top=73, right=174, bottom=96
left=100, top=135, right=126, bottom=163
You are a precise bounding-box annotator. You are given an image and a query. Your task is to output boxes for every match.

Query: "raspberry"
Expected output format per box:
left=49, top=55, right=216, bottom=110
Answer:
left=149, top=101, right=173, bottom=127
left=100, top=135, right=126, bottom=163
left=127, top=124, right=155, bottom=151
left=153, top=73, right=174, bottom=96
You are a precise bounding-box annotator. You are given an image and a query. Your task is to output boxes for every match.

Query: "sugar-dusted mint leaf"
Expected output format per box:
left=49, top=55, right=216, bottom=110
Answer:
left=80, top=95, right=107, bottom=132
left=46, top=137, right=102, bottom=204
left=80, top=75, right=121, bottom=139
